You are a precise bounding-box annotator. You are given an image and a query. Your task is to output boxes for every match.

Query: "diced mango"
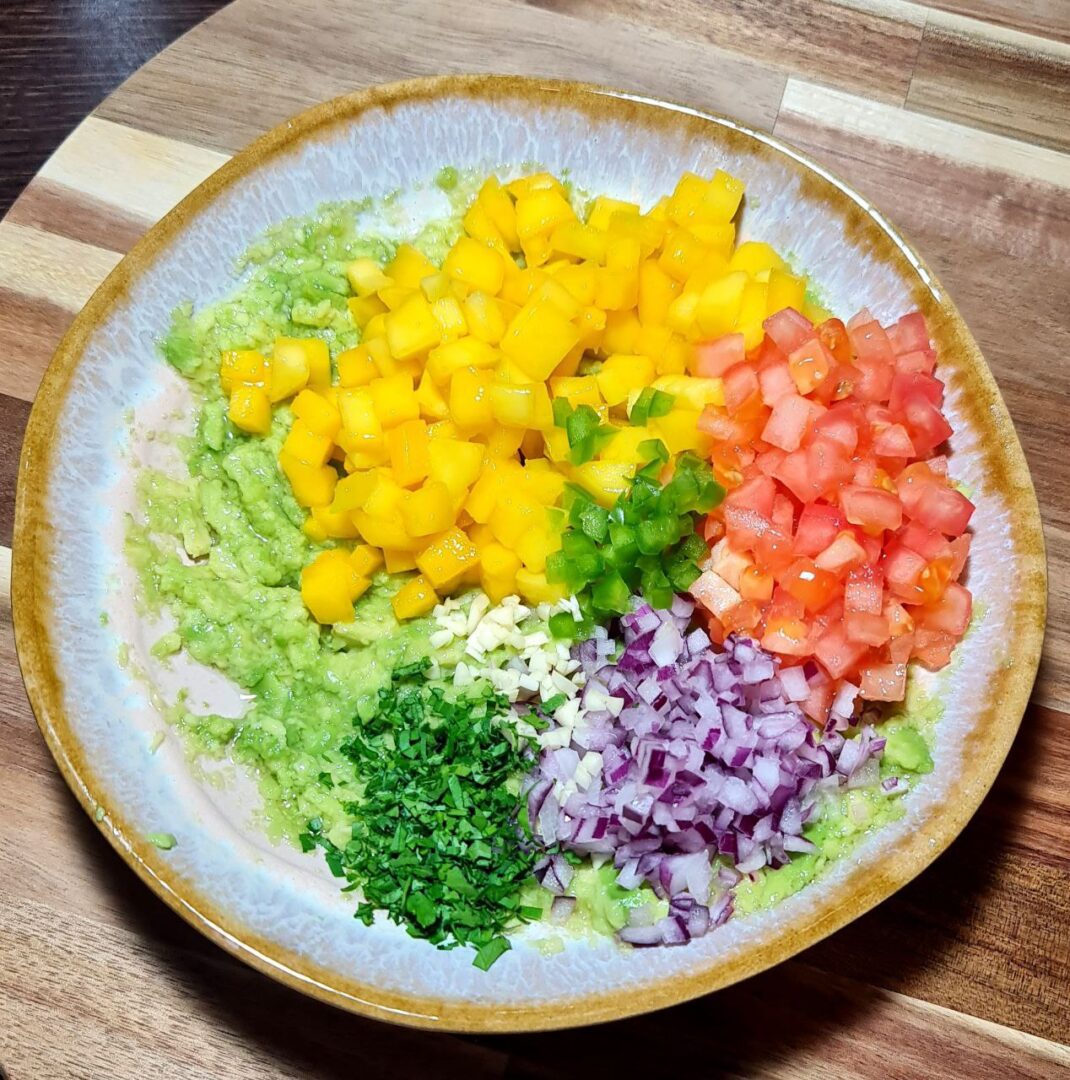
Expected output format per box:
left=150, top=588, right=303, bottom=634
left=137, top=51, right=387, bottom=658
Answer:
left=415, top=369, right=450, bottom=421
left=346, top=257, right=392, bottom=296
left=651, top=374, right=726, bottom=411
left=637, top=259, right=679, bottom=326
left=386, top=417, right=430, bottom=487
left=696, top=271, right=748, bottom=338
left=587, top=195, right=640, bottom=232
left=515, top=523, right=561, bottom=573
left=464, top=460, right=511, bottom=523
left=301, top=549, right=367, bottom=624
left=449, top=367, right=494, bottom=431
left=596, top=354, right=656, bottom=407
left=353, top=511, right=419, bottom=551
left=268, top=345, right=310, bottom=402
left=385, top=294, right=442, bottom=361
left=387, top=244, right=438, bottom=289
left=282, top=420, right=333, bottom=467
left=391, top=574, right=439, bottom=620
left=489, top=493, right=544, bottom=549
left=415, top=527, right=479, bottom=591
left=444, top=237, right=506, bottom=295
left=346, top=294, right=388, bottom=330
left=462, top=291, right=506, bottom=344
left=429, top=439, right=484, bottom=494
left=275, top=338, right=330, bottom=388
left=703, top=169, right=745, bottom=222
left=337, top=345, right=379, bottom=388
left=515, top=568, right=567, bottom=605
left=430, top=296, right=467, bottom=343
left=228, top=385, right=272, bottom=434
left=729, top=241, right=786, bottom=277
left=292, top=389, right=341, bottom=438
left=220, top=350, right=269, bottom=393
left=480, top=542, right=521, bottom=603
left=524, top=464, right=566, bottom=506
left=550, top=375, right=602, bottom=408
left=650, top=409, right=713, bottom=454
left=401, top=480, right=455, bottom=536
left=571, top=460, right=634, bottom=508
left=490, top=380, right=553, bottom=430
left=382, top=547, right=418, bottom=573
left=280, top=452, right=337, bottom=507
left=766, top=269, right=807, bottom=316
left=500, top=301, right=580, bottom=381
left=550, top=221, right=607, bottom=264
left=349, top=544, right=384, bottom=577
left=426, top=336, right=497, bottom=384
left=309, top=504, right=362, bottom=539
left=332, top=470, right=378, bottom=513
left=369, top=374, right=419, bottom=429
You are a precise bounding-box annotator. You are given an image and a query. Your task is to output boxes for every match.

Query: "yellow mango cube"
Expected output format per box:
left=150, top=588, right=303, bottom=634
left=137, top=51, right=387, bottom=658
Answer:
left=594, top=267, right=638, bottom=311
left=280, top=452, right=337, bottom=507
left=602, top=310, right=641, bottom=355
left=650, top=409, right=713, bottom=455
left=386, top=418, right=430, bottom=487
left=463, top=199, right=505, bottom=248
left=350, top=544, right=384, bottom=577
left=736, top=278, right=770, bottom=350
left=292, top=389, right=341, bottom=437
left=690, top=221, right=736, bottom=258
left=550, top=222, right=607, bottom=264
left=449, top=367, right=494, bottom=431
left=554, top=262, right=599, bottom=306
left=381, top=547, right=416, bottom=573
left=401, top=480, right=455, bottom=536
left=637, top=259, right=680, bottom=327
left=474, top=176, right=520, bottom=250
left=696, top=272, right=748, bottom=338
left=444, top=237, right=506, bottom=295
left=480, top=542, right=521, bottom=603
left=369, top=374, right=419, bottom=429
left=275, top=337, right=330, bottom=388
left=500, top=301, right=581, bottom=381
left=571, top=461, right=634, bottom=508
left=600, top=425, right=654, bottom=463
left=515, top=568, right=566, bottom=606
left=464, top=460, right=510, bottom=522
left=391, top=574, right=439, bottom=620
left=702, top=169, right=745, bottom=222
left=543, top=427, right=571, bottom=464
left=524, top=463, right=566, bottom=506
left=426, top=336, right=497, bottom=384
left=515, top=524, right=561, bottom=573
left=490, top=380, right=545, bottom=430
left=220, top=349, right=268, bottom=393
left=766, top=269, right=807, bottom=317
left=346, top=294, right=388, bottom=330
left=586, top=195, right=639, bottom=232
left=301, top=549, right=365, bottom=624
left=415, top=527, right=479, bottom=591
left=338, top=387, right=383, bottom=442
left=309, top=504, right=362, bottom=539
left=268, top=345, right=310, bottom=402
left=385, top=294, right=441, bottom=362
left=507, top=171, right=566, bottom=201
left=346, top=257, right=392, bottom=296
left=415, top=370, right=450, bottom=422
left=462, top=291, right=506, bottom=344
left=489, top=493, right=544, bottom=549
left=353, top=511, right=418, bottom=551
left=550, top=375, right=602, bottom=408
left=429, top=439, right=484, bottom=494
left=516, top=190, right=576, bottom=242
left=282, top=419, right=333, bottom=467
left=651, top=374, right=725, bottom=411
left=657, top=228, right=708, bottom=283
left=387, top=244, right=438, bottom=289
left=332, top=470, right=379, bottom=513
left=596, top=354, right=656, bottom=407
left=481, top=426, right=524, bottom=461
left=729, top=242, right=787, bottom=277
left=667, top=173, right=710, bottom=228
left=607, top=211, right=665, bottom=258
left=228, top=385, right=272, bottom=434
left=430, top=296, right=467, bottom=343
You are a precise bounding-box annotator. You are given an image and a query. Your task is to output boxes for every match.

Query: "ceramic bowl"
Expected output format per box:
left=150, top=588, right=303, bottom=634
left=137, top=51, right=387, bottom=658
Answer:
left=12, top=76, right=1046, bottom=1032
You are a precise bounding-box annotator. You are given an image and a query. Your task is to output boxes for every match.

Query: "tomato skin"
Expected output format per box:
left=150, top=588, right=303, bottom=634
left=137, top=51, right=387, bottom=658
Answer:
left=918, top=581, right=972, bottom=635
left=898, top=391, right=954, bottom=455
left=894, top=349, right=936, bottom=376
left=758, top=359, right=796, bottom=407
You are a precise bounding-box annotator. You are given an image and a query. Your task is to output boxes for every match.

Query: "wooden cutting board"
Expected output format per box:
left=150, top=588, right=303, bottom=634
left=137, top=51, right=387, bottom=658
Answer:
left=1, top=1, right=1068, bottom=1075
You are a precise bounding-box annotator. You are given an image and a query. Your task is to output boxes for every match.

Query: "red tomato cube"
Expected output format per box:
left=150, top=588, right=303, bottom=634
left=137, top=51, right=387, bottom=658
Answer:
left=758, top=359, right=797, bottom=407
left=889, top=371, right=944, bottom=414
left=896, top=521, right=951, bottom=561
left=811, top=403, right=862, bottom=454
left=949, top=534, right=971, bottom=580
left=781, top=558, right=841, bottom=613
left=872, top=422, right=915, bottom=458
left=814, top=621, right=870, bottom=680
left=883, top=542, right=928, bottom=601
left=898, top=393, right=953, bottom=455
left=762, top=393, right=815, bottom=453
left=725, top=473, right=777, bottom=517
left=816, top=318, right=853, bottom=364
left=848, top=320, right=895, bottom=366
left=841, top=485, right=903, bottom=533
left=894, top=349, right=936, bottom=376
left=763, top=307, right=813, bottom=355
left=852, top=356, right=895, bottom=403
left=913, top=483, right=975, bottom=537
left=887, top=311, right=930, bottom=355
left=794, top=502, right=847, bottom=557
left=859, top=662, right=907, bottom=701
left=845, top=611, right=892, bottom=646
left=694, top=332, right=746, bottom=377
left=845, top=565, right=883, bottom=613
left=911, top=628, right=957, bottom=670
left=806, top=437, right=854, bottom=497
left=723, top=362, right=761, bottom=413
left=815, top=531, right=868, bottom=574
left=788, top=338, right=833, bottom=395
left=918, top=581, right=972, bottom=635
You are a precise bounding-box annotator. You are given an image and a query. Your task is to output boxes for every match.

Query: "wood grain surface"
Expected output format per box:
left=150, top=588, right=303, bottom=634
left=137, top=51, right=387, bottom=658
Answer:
left=1, top=0, right=1068, bottom=1076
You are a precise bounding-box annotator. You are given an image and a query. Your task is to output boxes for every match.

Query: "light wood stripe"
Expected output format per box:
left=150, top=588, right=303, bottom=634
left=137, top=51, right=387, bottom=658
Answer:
left=38, top=117, right=230, bottom=226
left=777, top=79, right=1070, bottom=187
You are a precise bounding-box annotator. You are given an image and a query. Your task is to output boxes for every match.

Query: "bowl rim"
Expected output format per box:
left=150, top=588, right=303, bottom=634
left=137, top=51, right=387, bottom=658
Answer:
left=11, top=74, right=1047, bottom=1033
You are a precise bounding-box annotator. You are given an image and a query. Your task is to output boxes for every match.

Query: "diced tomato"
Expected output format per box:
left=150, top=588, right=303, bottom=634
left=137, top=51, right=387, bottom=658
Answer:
left=763, top=307, right=813, bottom=355
left=857, top=531, right=883, bottom=565
left=794, top=502, right=847, bottom=557
left=722, top=364, right=762, bottom=415
left=895, top=461, right=940, bottom=516
left=913, top=483, right=975, bottom=537
left=739, top=564, right=774, bottom=601
left=896, top=521, right=951, bottom=561
left=815, top=531, right=868, bottom=574
left=887, top=312, right=930, bottom=356
left=802, top=676, right=835, bottom=726
left=806, top=437, right=854, bottom=497
left=780, top=558, right=840, bottom=613
left=847, top=308, right=874, bottom=331
left=754, top=525, right=795, bottom=572
left=883, top=542, right=928, bottom=602
left=816, top=318, right=853, bottom=364
left=841, top=485, right=903, bottom=534
left=724, top=504, right=772, bottom=552
left=917, top=555, right=953, bottom=605
left=852, top=356, right=895, bottom=402
left=774, top=448, right=814, bottom=503
left=725, top=473, right=777, bottom=517
left=762, top=393, right=816, bottom=453
left=898, top=392, right=953, bottom=455
left=859, top=662, right=906, bottom=701
left=872, top=422, right=915, bottom=458
left=894, top=349, right=936, bottom=376
left=845, top=612, right=892, bottom=647
left=883, top=597, right=915, bottom=635
left=721, top=600, right=763, bottom=634
left=911, top=628, right=957, bottom=670
left=810, top=402, right=861, bottom=454
left=788, top=338, right=833, bottom=395
left=812, top=361, right=862, bottom=405
left=918, top=581, right=972, bottom=636
left=690, top=569, right=744, bottom=620
left=761, top=617, right=812, bottom=657
left=814, top=622, right=870, bottom=680
left=926, top=455, right=949, bottom=477
left=845, top=565, right=883, bottom=613
left=848, top=320, right=895, bottom=366
left=698, top=405, right=762, bottom=445
left=889, top=371, right=943, bottom=414
left=888, top=631, right=915, bottom=665
left=757, top=359, right=796, bottom=407
left=694, top=333, right=746, bottom=377
left=756, top=447, right=787, bottom=476
left=771, top=493, right=796, bottom=536
left=703, top=516, right=725, bottom=544
left=949, top=534, right=971, bottom=580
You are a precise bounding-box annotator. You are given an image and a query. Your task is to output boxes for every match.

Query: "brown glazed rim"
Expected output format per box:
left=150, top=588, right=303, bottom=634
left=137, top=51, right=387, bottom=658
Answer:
left=11, top=75, right=1047, bottom=1033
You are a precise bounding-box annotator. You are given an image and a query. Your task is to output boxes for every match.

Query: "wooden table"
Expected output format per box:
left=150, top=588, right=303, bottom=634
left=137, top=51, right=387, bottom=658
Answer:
left=1, top=1, right=1068, bottom=1075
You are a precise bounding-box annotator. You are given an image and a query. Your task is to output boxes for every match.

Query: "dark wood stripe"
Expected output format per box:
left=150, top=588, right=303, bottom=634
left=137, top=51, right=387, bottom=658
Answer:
left=6, top=177, right=151, bottom=255
left=523, top=0, right=925, bottom=103
left=927, top=0, right=1070, bottom=44
left=0, top=395, right=30, bottom=550
left=908, top=18, right=1070, bottom=153
left=0, top=287, right=72, bottom=403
